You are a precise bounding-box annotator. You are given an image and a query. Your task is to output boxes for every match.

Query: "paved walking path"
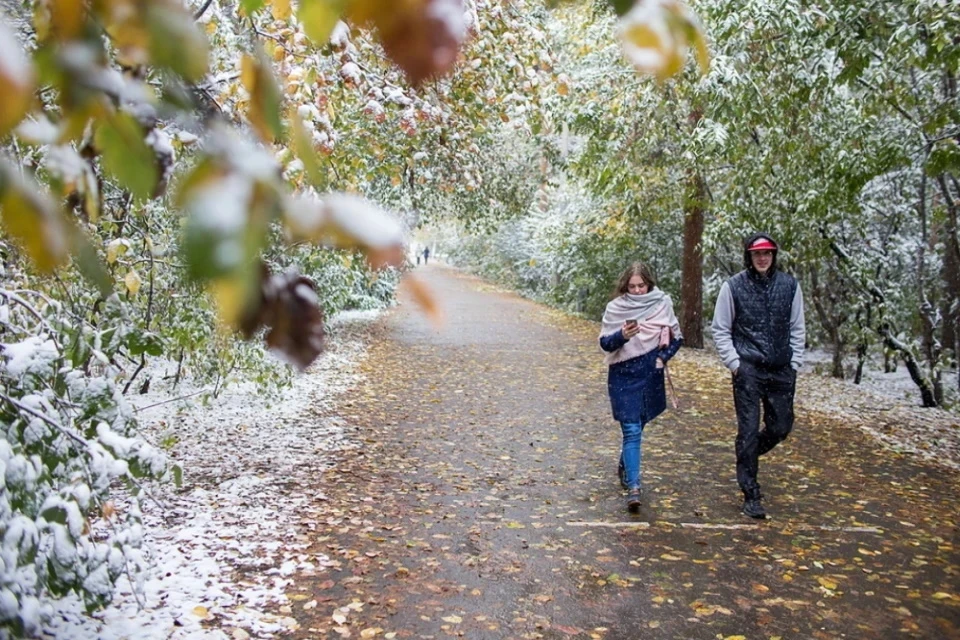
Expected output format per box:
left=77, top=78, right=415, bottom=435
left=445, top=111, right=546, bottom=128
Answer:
left=282, top=265, right=960, bottom=639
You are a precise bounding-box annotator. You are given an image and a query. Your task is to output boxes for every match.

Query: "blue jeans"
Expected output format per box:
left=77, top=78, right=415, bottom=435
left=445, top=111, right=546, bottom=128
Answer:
left=619, top=422, right=645, bottom=490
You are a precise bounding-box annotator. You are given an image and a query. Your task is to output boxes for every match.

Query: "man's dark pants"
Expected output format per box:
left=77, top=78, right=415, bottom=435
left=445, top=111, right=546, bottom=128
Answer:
left=732, top=362, right=796, bottom=499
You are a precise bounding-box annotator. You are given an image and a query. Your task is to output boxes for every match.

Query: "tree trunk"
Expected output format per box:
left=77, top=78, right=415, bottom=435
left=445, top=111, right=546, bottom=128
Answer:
left=680, top=170, right=706, bottom=348
left=808, top=266, right=844, bottom=379
left=881, top=325, right=938, bottom=407
left=936, top=172, right=960, bottom=393
left=855, top=342, right=867, bottom=384
left=940, top=227, right=959, bottom=360
left=831, top=343, right=845, bottom=380
left=854, top=304, right=871, bottom=385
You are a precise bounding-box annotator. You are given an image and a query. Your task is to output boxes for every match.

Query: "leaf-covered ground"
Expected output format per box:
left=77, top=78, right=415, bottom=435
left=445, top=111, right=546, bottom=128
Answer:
left=277, top=265, right=960, bottom=640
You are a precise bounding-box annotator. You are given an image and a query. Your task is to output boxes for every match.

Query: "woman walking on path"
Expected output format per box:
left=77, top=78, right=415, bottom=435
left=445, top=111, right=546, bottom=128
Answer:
left=600, top=262, right=683, bottom=513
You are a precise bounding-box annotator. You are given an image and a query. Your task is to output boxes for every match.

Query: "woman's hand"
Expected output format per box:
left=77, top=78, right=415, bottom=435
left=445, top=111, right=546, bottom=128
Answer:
left=622, top=321, right=640, bottom=339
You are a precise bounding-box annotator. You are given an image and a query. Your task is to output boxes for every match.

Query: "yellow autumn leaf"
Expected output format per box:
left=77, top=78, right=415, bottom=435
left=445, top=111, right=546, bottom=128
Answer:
left=932, top=592, right=957, bottom=600
left=209, top=274, right=255, bottom=329
left=817, top=577, right=838, bottom=590
left=46, top=0, right=86, bottom=42
left=617, top=0, right=709, bottom=81
left=124, top=269, right=142, bottom=294
left=441, top=616, right=462, bottom=624
left=271, top=0, right=292, bottom=21
left=240, top=53, right=283, bottom=142
left=106, top=239, right=128, bottom=264
left=0, top=22, right=35, bottom=137
left=0, top=163, right=69, bottom=272
left=192, top=605, right=210, bottom=619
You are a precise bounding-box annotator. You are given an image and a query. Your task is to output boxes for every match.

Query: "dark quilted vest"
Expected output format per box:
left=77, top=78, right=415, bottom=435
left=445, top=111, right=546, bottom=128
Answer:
left=729, top=269, right=797, bottom=369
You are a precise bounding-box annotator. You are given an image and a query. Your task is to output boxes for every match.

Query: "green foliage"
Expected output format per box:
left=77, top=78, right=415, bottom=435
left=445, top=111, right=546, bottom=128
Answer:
left=444, top=0, right=958, bottom=405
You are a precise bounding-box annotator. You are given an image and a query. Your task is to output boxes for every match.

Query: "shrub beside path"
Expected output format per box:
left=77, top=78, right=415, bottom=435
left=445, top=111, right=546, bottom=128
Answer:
left=280, top=265, right=960, bottom=639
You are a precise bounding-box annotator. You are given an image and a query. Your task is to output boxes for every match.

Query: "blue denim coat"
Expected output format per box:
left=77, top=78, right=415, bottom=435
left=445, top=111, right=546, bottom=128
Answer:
left=600, top=330, right=683, bottom=424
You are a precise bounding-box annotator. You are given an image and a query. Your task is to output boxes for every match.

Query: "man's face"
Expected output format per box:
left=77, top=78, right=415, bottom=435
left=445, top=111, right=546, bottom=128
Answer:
left=751, top=249, right=774, bottom=275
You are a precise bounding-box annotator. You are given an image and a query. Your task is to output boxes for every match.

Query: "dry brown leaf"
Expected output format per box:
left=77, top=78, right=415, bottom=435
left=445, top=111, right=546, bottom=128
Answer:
left=401, top=275, right=444, bottom=326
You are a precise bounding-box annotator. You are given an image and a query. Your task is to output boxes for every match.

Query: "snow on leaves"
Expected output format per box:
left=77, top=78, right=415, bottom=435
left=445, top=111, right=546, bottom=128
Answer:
left=284, top=193, right=405, bottom=270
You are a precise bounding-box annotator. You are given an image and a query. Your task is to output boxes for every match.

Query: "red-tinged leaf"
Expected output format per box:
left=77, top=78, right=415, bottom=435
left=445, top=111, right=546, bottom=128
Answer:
left=401, top=274, right=444, bottom=327
left=348, top=0, right=466, bottom=86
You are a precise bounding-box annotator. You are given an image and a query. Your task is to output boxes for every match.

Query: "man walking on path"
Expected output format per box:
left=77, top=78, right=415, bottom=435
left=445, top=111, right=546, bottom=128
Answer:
left=711, top=232, right=805, bottom=519
left=423, top=246, right=430, bottom=264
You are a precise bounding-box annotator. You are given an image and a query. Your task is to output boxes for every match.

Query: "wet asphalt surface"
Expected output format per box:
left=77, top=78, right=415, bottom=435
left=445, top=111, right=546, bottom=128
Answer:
left=281, top=265, right=960, bottom=639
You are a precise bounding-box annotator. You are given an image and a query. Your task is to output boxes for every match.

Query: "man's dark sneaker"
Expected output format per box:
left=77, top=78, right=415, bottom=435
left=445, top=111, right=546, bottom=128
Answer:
left=618, top=459, right=627, bottom=489
left=742, top=497, right=766, bottom=519
left=626, top=489, right=642, bottom=513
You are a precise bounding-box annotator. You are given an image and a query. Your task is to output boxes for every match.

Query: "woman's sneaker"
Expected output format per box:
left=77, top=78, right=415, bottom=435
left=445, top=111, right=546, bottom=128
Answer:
left=626, top=488, right=642, bottom=513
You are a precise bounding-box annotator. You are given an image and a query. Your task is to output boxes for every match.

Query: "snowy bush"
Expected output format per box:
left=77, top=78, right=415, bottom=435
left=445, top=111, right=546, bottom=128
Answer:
left=0, top=291, right=176, bottom=635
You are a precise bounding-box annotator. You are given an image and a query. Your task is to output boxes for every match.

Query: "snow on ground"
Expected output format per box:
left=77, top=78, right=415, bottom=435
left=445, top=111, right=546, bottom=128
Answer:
left=41, top=310, right=381, bottom=639
left=36, top=303, right=960, bottom=637
left=688, top=343, right=960, bottom=471
left=798, top=348, right=960, bottom=471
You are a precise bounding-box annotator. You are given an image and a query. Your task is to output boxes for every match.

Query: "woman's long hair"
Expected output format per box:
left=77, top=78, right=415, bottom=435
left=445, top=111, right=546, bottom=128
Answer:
left=611, top=262, right=657, bottom=299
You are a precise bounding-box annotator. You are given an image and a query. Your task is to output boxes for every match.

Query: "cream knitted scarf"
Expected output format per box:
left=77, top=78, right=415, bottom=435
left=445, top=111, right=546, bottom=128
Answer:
left=600, top=289, right=682, bottom=366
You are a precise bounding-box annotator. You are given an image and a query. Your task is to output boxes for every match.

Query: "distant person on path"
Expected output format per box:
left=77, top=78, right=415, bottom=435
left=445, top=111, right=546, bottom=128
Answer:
left=600, top=262, right=683, bottom=513
left=711, top=233, right=805, bottom=519
left=423, top=247, right=430, bottom=264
